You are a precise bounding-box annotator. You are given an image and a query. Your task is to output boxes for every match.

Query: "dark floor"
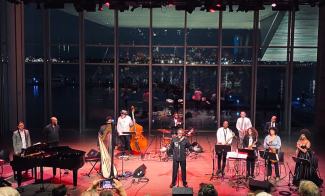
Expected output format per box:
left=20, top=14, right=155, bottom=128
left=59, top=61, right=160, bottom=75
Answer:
left=0, top=129, right=324, bottom=196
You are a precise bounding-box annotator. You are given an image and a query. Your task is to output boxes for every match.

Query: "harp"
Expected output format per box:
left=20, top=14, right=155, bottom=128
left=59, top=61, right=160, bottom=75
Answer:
left=98, top=134, right=118, bottom=178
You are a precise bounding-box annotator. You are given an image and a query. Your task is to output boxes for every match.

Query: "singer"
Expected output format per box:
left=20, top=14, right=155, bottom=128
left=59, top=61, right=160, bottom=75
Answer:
left=169, top=128, right=193, bottom=188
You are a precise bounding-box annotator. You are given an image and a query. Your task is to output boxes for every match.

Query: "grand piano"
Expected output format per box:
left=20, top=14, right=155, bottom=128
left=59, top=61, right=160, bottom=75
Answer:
left=10, top=144, right=85, bottom=188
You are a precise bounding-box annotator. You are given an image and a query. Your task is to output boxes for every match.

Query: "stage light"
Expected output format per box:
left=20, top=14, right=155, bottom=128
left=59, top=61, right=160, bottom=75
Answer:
left=271, top=3, right=276, bottom=7
left=216, top=4, right=221, bottom=7
left=169, top=4, right=173, bottom=6
left=209, top=9, right=215, bottom=12
left=105, top=2, right=110, bottom=6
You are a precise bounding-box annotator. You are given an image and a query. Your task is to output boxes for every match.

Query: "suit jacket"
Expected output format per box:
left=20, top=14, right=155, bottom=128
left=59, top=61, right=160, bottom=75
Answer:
left=43, top=124, right=60, bottom=144
left=170, top=118, right=183, bottom=134
left=243, top=135, right=261, bottom=157
left=97, top=123, right=117, bottom=148
left=13, top=129, right=31, bottom=153
left=264, top=122, right=280, bottom=133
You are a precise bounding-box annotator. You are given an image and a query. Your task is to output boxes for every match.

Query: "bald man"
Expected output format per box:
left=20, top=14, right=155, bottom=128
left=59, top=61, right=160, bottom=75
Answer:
left=43, top=117, right=60, bottom=147
left=264, top=116, right=280, bottom=136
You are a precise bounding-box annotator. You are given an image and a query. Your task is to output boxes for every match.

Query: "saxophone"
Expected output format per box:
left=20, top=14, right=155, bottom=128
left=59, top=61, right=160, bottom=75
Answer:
left=247, top=138, right=258, bottom=149
left=223, top=132, right=235, bottom=145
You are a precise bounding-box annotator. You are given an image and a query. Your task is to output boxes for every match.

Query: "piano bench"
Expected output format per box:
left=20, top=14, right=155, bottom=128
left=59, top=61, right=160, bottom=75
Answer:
left=85, top=157, right=101, bottom=177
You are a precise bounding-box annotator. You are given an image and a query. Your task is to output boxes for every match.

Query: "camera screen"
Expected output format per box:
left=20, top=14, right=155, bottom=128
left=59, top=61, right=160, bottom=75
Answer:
left=100, top=180, right=114, bottom=189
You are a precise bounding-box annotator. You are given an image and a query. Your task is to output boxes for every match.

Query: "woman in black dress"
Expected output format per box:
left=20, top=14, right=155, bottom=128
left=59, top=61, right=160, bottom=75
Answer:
left=293, top=129, right=323, bottom=187
left=243, top=127, right=261, bottom=179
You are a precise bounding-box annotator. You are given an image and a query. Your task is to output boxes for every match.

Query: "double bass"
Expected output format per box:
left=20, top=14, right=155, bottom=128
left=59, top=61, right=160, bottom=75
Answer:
left=130, top=106, right=148, bottom=152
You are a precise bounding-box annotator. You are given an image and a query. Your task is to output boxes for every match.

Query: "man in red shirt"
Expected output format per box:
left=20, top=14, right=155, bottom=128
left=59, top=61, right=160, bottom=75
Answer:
left=194, top=88, right=202, bottom=112
left=142, top=89, right=149, bottom=118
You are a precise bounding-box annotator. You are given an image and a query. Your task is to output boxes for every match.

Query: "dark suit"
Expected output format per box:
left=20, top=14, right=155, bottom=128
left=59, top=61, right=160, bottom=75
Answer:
left=170, top=118, right=183, bottom=135
left=43, top=124, right=60, bottom=146
left=13, top=129, right=31, bottom=154
left=264, top=122, right=280, bottom=136
left=243, top=136, right=261, bottom=176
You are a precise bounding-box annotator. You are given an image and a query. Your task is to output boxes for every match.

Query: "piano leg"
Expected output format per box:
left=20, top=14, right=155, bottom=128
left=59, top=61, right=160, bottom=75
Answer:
left=17, top=170, right=22, bottom=187
left=40, top=167, right=43, bottom=182
left=34, top=167, right=38, bottom=183
left=53, top=167, right=56, bottom=176
left=73, top=169, right=78, bottom=188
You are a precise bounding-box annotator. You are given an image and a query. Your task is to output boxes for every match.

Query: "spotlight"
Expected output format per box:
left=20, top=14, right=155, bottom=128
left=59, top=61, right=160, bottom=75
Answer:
left=271, top=3, right=276, bottom=7
left=105, top=2, right=110, bottom=6
left=98, top=4, right=103, bottom=11
left=169, top=4, right=173, bottom=6
left=209, top=9, right=215, bottom=12
left=216, top=3, right=221, bottom=7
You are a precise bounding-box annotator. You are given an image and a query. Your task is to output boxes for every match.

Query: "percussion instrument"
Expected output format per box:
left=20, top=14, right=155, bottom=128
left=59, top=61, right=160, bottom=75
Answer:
left=166, top=99, right=174, bottom=103
left=162, top=137, right=171, bottom=147
left=158, top=129, right=171, bottom=134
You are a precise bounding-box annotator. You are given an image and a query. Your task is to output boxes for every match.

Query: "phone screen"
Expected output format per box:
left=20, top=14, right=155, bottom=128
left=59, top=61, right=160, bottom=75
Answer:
left=100, top=180, right=114, bottom=189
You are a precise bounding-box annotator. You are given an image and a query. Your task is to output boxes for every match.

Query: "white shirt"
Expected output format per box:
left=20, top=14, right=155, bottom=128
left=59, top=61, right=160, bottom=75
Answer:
left=174, top=118, right=177, bottom=126
left=216, top=127, right=233, bottom=145
left=19, top=130, right=26, bottom=149
left=236, top=117, right=252, bottom=138
left=271, top=122, right=275, bottom=127
left=248, top=136, right=253, bottom=147
left=117, top=116, right=133, bottom=136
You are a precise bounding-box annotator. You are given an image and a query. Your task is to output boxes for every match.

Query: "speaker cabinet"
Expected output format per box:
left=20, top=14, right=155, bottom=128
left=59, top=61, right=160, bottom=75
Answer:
left=249, top=179, right=272, bottom=192
left=172, top=187, right=193, bottom=196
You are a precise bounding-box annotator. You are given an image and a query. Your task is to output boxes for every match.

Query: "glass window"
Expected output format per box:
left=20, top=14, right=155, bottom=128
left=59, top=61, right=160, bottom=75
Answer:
left=25, top=45, right=43, bottom=63
left=185, top=66, right=218, bottom=131
left=152, top=47, right=184, bottom=64
left=50, top=4, right=79, bottom=44
left=222, top=6, right=253, bottom=46
left=186, top=8, right=219, bottom=46
left=51, top=45, right=79, bottom=63
left=119, top=47, right=149, bottom=64
left=186, top=48, right=218, bottom=65
left=152, top=66, right=184, bottom=131
left=259, top=7, right=288, bottom=47
left=119, top=66, right=149, bottom=131
left=24, top=4, right=43, bottom=44
left=153, top=6, right=185, bottom=46
left=51, top=64, right=79, bottom=128
left=294, top=6, right=318, bottom=47
left=85, top=65, right=114, bottom=128
left=86, top=47, right=114, bottom=63
left=259, top=48, right=287, bottom=65
left=294, top=48, right=317, bottom=62
left=220, top=66, right=252, bottom=128
left=26, top=64, right=44, bottom=128
left=85, top=7, right=114, bottom=45
left=221, top=48, right=253, bottom=65
left=291, top=63, right=316, bottom=131
left=119, top=8, right=149, bottom=45
left=255, top=67, right=286, bottom=133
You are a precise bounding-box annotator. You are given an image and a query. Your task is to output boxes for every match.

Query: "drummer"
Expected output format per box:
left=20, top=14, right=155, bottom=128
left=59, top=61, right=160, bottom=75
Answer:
left=171, top=112, right=183, bottom=137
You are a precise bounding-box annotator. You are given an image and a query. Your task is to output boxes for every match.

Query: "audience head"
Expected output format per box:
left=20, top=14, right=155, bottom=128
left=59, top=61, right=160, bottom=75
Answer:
left=0, top=187, right=20, bottom=196
left=99, top=190, right=113, bottom=196
left=52, top=184, right=67, bottom=196
left=255, top=192, right=272, bottom=196
left=299, top=180, right=320, bottom=196
left=81, top=190, right=99, bottom=196
left=198, top=183, right=218, bottom=196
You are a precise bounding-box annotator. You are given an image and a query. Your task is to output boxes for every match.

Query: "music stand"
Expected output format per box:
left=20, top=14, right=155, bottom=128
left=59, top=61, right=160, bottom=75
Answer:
left=290, top=157, right=311, bottom=187
left=214, top=145, right=231, bottom=181
left=238, top=149, right=255, bottom=158
left=259, top=150, right=278, bottom=181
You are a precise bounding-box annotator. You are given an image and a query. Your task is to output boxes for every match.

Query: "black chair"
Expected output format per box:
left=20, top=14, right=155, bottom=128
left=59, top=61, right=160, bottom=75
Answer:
left=0, top=150, right=12, bottom=187
left=278, top=151, right=287, bottom=179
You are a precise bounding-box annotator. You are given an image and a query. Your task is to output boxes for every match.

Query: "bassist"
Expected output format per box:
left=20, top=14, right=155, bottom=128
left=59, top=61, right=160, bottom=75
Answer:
left=117, top=110, right=133, bottom=155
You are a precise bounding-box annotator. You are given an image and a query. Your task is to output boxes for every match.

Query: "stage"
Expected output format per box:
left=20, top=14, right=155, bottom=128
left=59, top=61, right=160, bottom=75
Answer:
left=0, top=130, right=324, bottom=196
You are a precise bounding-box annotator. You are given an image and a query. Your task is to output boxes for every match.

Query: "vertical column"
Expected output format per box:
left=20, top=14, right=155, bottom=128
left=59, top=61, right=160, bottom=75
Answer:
left=149, top=8, right=152, bottom=135
left=114, top=9, right=119, bottom=122
left=7, top=3, right=25, bottom=129
left=79, top=12, right=85, bottom=131
left=183, top=11, right=187, bottom=129
left=217, top=11, right=222, bottom=128
left=315, top=2, right=325, bottom=134
left=284, top=11, right=291, bottom=135
left=250, top=11, right=259, bottom=126
left=43, top=9, right=51, bottom=125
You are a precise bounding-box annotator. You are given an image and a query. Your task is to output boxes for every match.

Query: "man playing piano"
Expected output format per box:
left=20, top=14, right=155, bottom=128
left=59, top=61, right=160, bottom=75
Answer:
left=43, top=117, right=60, bottom=147
left=171, top=112, right=183, bottom=137
left=13, top=121, right=31, bottom=156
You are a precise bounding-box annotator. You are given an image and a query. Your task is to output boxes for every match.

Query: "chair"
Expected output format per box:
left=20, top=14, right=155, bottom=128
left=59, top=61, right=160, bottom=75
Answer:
left=0, top=150, right=12, bottom=187
left=84, top=150, right=101, bottom=177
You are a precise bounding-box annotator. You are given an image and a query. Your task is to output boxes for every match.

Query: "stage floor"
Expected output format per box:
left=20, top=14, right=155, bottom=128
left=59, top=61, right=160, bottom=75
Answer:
left=1, top=130, right=324, bottom=196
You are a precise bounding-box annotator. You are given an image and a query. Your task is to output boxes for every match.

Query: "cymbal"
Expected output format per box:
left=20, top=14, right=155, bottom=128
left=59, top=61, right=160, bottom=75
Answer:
left=158, top=129, right=171, bottom=133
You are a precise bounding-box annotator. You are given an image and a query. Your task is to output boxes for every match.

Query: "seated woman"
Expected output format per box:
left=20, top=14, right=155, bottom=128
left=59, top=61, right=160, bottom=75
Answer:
left=243, top=127, right=261, bottom=179
left=293, top=129, right=323, bottom=187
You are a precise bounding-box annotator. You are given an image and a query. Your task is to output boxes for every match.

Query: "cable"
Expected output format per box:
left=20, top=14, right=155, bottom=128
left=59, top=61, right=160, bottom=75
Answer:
left=135, top=181, right=148, bottom=196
